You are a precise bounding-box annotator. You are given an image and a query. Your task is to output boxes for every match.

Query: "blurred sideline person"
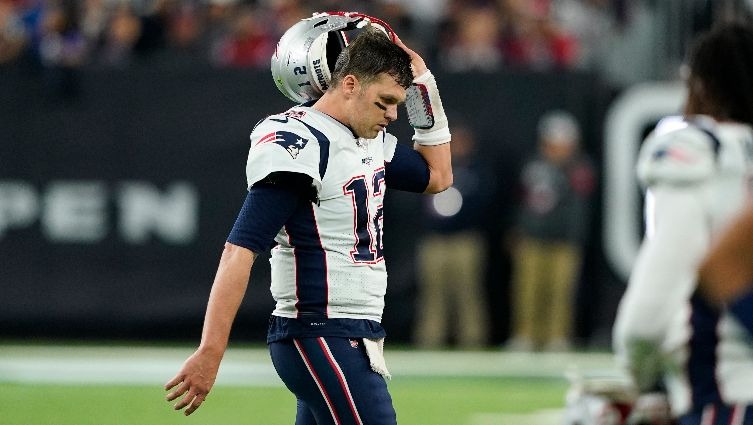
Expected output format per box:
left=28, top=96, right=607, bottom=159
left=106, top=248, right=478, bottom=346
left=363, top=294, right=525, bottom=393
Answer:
left=413, top=122, right=490, bottom=349
left=613, top=22, right=753, bottom=425
left=698, top=204, right=753, bottom=336
left=507, top=110, right=596, bottom=352
left=164, top=14, right=453, bottom=425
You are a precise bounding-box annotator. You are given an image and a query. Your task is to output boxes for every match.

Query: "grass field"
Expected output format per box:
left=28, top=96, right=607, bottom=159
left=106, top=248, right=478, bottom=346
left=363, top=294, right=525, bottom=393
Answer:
left=0, top=377, right=567, bottom=425
left=0, top=344, right=618, bottom=425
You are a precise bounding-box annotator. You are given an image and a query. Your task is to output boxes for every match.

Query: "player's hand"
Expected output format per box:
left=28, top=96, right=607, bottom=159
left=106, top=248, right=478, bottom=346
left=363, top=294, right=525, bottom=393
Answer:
left=164, top=348, right=222, bottom=416
left=394, top=35, right=428, bottom=79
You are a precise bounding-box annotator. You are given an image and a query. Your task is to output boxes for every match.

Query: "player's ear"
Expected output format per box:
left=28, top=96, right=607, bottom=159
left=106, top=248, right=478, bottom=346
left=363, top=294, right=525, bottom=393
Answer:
left=342, top=75, right=359, bottom=96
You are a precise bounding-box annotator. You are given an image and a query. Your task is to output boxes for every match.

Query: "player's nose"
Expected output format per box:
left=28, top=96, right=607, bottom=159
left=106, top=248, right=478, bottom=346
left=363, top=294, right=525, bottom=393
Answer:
left=385, top=105, right=398, bottom=122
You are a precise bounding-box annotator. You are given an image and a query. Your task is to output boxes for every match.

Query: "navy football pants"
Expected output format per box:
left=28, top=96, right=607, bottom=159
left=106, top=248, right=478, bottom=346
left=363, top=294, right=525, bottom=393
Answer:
left=270, top=337, right=397, bottom=425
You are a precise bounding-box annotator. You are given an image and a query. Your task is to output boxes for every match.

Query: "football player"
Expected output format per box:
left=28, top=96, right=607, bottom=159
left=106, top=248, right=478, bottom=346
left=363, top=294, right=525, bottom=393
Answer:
left=164, top=13, right=452, bottom=425
left=613, top=22, right=753, bottom=425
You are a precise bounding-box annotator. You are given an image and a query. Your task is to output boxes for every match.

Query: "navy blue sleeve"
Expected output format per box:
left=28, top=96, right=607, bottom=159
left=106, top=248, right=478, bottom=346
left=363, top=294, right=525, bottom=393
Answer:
left=226, top=185, right=300, bottom=254
left=728, top=288, right=753, bottom=337
left=385, top=143, right=430, bottom=193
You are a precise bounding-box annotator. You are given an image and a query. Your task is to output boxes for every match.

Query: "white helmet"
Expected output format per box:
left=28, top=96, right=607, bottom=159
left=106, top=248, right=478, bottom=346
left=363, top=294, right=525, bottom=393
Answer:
left=271, top=12, right=396, bottom=103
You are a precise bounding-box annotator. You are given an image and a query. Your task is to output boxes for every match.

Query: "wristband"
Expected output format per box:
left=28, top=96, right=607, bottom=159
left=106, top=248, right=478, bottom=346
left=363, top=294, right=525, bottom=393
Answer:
left=410, top=70, right=451, bottom=146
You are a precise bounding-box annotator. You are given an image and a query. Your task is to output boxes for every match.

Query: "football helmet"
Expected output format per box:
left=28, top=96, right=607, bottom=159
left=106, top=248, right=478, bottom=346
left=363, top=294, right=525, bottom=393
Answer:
left=271, top=12, right=395, bottom=103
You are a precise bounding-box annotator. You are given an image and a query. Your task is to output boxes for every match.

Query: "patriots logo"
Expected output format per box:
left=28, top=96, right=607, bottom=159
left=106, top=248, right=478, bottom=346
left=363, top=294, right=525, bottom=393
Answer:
left=258, top=131, right=309, bottom=159
left=284, top=110, right=307, bottom=119
left=652, top=146, right=696, bottom=163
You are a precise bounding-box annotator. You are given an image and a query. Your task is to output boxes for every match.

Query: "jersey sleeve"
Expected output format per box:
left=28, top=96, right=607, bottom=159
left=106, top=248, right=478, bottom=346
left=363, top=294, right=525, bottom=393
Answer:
left=384, top=135, right=430, bottom=193
left=227, top=185, right=301, bottom=254
left=246, top=115, right=323, bottom=194
left=636, top=118, right=717, bottom=188
left=612, top=185, right=710, bottom=391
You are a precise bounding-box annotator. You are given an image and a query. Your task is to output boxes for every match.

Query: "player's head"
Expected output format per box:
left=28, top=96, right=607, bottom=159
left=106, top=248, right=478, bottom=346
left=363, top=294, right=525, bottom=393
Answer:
left=684, top=22, right=753, bottom=126
left=537, top=110, right=580, bottom=163
left=329, top=26, right=413, bottom=139
left=328, top=26, right=412, bottom=91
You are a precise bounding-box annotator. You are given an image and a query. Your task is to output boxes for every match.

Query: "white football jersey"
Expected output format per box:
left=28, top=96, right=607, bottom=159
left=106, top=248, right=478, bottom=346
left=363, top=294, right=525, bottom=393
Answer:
left=246, top=105, right=400, bottom=322
left=613, top=116, right=753, bottom=416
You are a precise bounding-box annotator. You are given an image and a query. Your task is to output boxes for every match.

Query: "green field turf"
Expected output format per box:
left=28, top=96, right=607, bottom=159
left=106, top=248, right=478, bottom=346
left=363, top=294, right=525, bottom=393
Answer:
left=0, top=345, right=619, bottom=424
left=0, top=377, right=568, bottom=425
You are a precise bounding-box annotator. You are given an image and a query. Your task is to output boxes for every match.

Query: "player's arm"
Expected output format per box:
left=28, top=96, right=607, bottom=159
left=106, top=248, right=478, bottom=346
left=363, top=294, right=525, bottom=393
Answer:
left=613, top=185, right=709, bottom=391
left=396, top=36, right=453, bottom=194
left=698, top=204, right=753, bottom=337
left=165, top=177, right=309, bottom=415
left=613, top=125, right=716, bottom=392
left=164, top=242, right=255, bottom=415
left=698, top=204, right=753, bottom=305
left=415, top=143, right=452, bottom=194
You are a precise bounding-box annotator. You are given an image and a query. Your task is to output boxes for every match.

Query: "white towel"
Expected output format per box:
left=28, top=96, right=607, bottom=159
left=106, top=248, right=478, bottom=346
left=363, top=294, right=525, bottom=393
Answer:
left=363, top=337, right=391, bottom=380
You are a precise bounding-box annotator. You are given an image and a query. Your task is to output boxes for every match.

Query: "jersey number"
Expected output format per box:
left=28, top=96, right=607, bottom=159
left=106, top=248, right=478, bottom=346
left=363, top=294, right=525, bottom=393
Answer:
left=344, top=170, right=385, bottom=263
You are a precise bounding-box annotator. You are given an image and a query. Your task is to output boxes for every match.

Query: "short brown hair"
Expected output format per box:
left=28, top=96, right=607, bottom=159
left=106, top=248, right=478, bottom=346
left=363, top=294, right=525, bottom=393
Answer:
left=329, top=26, right=413, bottom=90
left=688, top=22, right=753, bottom=125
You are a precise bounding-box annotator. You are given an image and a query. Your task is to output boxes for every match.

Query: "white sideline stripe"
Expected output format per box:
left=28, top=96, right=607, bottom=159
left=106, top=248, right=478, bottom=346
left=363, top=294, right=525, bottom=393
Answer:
left=0, top=346, right=618, bottom=386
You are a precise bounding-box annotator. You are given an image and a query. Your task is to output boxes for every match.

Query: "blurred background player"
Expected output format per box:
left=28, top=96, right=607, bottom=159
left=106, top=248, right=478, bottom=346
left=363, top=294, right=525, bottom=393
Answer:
left=612, top=22, right=753, bottom=425
left=506, top=110, right=596, bottom=352
left=413, top=120, right=491, bottom=349
left=164, top=14, right=453, bottom=424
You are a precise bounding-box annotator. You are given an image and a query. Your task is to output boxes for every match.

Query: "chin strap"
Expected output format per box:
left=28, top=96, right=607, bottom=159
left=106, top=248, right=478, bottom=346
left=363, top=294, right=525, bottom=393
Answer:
left=409, top=70, right=451, bottom=145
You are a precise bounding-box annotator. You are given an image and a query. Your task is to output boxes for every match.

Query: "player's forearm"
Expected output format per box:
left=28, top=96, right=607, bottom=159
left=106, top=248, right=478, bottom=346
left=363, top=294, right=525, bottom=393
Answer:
left=615, top=187, right=707, bottom=389
left=408, top=68, right=452, bottom=194
left=416, top=142, right=452, bottom=193
left=698, top=205, right=753, bottom=305
left=613, top=286, right=667, bottom=392
left=198, top=242, right=256, bottom=356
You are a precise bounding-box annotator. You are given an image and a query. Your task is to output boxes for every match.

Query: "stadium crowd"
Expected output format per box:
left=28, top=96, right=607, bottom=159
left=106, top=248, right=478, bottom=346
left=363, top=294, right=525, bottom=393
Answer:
left=0, top=0, right=630, bottom=72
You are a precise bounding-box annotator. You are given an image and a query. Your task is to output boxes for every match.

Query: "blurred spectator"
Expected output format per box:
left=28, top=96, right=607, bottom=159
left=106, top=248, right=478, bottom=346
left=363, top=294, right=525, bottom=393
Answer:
left=499, top=0, right=578, bottom=70
left=372, top=0, right=415, bottom=47
left=439, top=5, right=503, bottom=72
left=396, top=0, right=449, bottom=38
left=203, top=0, right=237, bottom=59
left=0, top=0, right=28, bottom=64
left=133, top=0, right=170, bottom=58
left=212, top=4, right=274, bottom=68
left=387, top=0, right=450, bottom=65
left=506, top=110, right=595, bottom=351
left=413, top=122, right=492, bottom=349
left=38, top=0, right=87, bottom=99
left=80, top=0, right=108, bottom=48
left=166, top=2, right=204, bottom=52
left=269, top=0, right=310, bottom=38
left=551, top=0, right=616, bottom=70
left=38, top=0, right=87, bottom=67
left=98, top=3, right=141, bottom=67
left=0, top=0, right=640, bottom=73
